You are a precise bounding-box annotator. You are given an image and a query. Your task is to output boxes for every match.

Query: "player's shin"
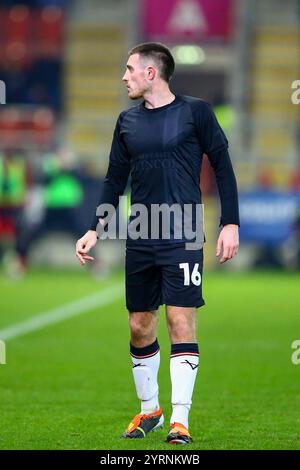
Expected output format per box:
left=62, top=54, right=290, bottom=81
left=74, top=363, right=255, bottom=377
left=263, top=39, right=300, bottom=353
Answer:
left=130, top=339, right=160, bottom=414
left=170, top=343, right=199, bottom=429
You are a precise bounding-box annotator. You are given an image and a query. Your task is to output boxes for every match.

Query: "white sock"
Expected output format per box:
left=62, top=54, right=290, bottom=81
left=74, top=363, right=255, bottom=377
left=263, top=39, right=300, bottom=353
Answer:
left=170, top=343, right=199, bottom=429
left=130, top=339, right=160, bottom=414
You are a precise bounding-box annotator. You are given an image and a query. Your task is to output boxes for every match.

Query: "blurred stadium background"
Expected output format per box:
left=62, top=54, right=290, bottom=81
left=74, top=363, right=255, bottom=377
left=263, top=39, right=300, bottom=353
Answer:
left=0, top=0, right=299, bottom=450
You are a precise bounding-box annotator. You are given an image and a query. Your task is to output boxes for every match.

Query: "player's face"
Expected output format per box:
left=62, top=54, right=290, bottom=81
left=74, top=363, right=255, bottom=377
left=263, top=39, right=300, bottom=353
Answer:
left=122, top=53, right=151, bottom=99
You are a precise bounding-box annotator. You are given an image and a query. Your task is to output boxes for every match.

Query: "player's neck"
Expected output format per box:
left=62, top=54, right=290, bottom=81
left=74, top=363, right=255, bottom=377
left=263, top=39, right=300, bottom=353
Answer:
left=143, top=89, right=176, bottom=110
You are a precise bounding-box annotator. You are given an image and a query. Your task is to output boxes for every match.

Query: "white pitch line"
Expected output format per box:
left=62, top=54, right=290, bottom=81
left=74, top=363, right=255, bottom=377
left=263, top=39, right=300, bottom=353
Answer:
left=0, top=281, right=123, bottom=341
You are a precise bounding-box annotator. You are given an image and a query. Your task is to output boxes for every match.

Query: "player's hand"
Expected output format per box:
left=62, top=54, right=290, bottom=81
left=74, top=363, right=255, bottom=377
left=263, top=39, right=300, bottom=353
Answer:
left=76, top=230, right=97, bottom=266
left=216, top=224, right=239, bottom=264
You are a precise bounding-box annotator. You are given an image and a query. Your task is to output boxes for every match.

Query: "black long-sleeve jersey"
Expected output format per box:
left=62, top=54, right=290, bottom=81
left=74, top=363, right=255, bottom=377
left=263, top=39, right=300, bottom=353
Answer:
left=90, top=94, right=240, bottom=245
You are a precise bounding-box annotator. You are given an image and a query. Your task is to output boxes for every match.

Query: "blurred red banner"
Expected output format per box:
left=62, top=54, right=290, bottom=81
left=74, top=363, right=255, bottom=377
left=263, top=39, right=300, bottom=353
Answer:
left=142, top=0, right=234, bottom=42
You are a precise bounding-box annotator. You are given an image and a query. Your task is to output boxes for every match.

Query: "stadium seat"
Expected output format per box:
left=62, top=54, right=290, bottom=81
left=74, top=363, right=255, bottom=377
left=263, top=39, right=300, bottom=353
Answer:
left=37, top=6, right=64, bottom=57
left=5, top=5, right=31, bottom=44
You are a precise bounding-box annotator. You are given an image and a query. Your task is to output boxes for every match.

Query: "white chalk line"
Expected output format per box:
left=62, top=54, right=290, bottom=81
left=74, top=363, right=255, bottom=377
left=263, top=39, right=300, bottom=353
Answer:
left=0, top=281, right=123, bottom=341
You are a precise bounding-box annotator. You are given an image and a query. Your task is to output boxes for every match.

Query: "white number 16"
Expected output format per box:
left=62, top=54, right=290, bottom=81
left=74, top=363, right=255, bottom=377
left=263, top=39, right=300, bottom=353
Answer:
left=179, top=263, right=202, bottom=286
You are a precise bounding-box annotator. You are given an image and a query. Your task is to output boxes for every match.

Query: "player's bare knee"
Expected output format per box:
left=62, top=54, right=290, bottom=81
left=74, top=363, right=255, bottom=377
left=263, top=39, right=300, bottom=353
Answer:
left=167, top=315, right=196, bottom=343
left=129, top=312, right=157, bottom=346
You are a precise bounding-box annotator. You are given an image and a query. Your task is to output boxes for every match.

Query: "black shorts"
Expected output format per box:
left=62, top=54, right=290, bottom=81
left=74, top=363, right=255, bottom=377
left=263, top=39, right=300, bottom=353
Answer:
left=125, top=243, right=205, bottom=312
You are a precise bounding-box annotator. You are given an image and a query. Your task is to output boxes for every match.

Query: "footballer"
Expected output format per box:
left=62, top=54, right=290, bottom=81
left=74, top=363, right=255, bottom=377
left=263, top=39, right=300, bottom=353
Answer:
left=76, top=43, right=239, bottom=445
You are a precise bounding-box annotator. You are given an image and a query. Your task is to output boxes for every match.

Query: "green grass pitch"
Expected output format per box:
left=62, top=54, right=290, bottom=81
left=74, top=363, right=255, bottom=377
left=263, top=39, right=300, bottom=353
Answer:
left=0, top=268, right=299, bottom=450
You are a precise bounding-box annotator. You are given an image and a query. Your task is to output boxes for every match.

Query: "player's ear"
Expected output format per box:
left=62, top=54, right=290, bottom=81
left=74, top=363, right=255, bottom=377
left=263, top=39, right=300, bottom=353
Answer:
left=147, top=66, right=156, bottom=81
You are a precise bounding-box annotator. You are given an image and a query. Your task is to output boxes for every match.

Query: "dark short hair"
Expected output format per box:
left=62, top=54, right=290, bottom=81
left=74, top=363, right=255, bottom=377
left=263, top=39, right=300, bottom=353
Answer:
left=129, top=42, right=175, bottom=83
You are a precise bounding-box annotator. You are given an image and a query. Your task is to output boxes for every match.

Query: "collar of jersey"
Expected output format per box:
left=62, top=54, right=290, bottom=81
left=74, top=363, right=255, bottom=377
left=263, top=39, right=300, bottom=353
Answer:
left=140, top=94, right=181, bottom=113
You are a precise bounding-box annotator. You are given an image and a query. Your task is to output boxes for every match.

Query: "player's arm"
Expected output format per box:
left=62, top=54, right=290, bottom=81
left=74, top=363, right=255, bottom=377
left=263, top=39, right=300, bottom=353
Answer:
left=206, top=146, right=239, bottom=263
left=196, top=102, right=240, bottom=263
left=76, top=113, right=131, bottom=265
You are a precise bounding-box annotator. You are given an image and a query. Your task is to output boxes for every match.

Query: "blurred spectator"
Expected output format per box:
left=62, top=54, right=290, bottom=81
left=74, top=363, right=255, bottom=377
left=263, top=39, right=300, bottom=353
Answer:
left=14, top=152, right=83, bottom=271
left=0, top=150, right=31, bottom=275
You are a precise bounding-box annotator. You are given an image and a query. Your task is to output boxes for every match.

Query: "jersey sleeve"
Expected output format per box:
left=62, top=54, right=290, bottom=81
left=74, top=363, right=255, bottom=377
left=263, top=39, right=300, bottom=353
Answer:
left=194, top=101, right=240, bottom=227
left=207, top=147, right=240, bottom=227
left=90, top=113, right=131, bottom=231
left=195, top=101, right=228, bottom=154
